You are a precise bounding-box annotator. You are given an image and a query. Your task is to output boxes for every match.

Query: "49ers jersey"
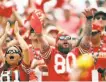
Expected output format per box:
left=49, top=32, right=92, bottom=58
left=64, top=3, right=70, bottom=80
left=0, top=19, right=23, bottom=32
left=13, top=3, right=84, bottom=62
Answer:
left=90, top=43, right=106, bottom=81
left=0, top=61, right=37, bottom=81
left=43, top=47, right=77, bottom=81
left=91, top=43, right=106, bottom=69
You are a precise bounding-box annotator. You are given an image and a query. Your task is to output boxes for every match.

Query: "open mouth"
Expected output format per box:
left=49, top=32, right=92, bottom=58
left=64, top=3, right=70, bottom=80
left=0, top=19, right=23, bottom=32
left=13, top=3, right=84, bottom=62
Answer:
left=10, top=56, right=14, bottom=59
left=63, top=42, right=69, bottom=47
left=64, top=42, right=68, bottom=45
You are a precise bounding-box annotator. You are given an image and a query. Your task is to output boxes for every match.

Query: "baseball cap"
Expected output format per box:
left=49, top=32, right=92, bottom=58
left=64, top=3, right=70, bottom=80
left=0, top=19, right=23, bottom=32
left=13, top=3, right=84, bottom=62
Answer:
left=94, top=7, right=106, bottom=18
left=46, top=25, right=59, bottom=34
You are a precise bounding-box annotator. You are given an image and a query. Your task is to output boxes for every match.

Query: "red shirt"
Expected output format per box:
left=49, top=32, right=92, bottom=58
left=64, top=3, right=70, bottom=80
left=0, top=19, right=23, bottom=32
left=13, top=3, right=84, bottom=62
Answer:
left=90, top=43, right=106, bottom=69
left=29, top=46, right=49, bottom=81
left=29, top=46, right=42, bottom=62
left=71, top=47, right=81, bottom=57
left=90, top=43, right=106, bottom=81
left=71, top=47, right=92, bottom=81
left=0, top=61, right=37, bottom=81
left=43, top=47, right=77, bottom=81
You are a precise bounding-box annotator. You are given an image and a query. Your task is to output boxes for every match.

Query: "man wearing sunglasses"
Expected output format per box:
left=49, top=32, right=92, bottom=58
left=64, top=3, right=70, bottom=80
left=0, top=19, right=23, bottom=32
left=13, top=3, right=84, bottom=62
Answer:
left=93, top=7, right=106, bottom=31
left=35, top=30, right=74, bottom=81
left=67, top=8, right=106, bottom=81
left=75, top=8, right=106, bottom=81
left=90, top=8, right=106, bottom=81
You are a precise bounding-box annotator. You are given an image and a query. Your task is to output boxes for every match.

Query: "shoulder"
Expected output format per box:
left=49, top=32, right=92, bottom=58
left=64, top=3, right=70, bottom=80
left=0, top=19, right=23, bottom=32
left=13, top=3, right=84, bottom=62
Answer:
left=70, top=47, right=80, bottom=57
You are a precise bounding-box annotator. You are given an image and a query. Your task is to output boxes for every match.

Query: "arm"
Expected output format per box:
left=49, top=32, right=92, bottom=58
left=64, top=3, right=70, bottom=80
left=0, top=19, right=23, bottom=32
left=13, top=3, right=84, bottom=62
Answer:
left=13, top=9, right=24, bottom=27
left=0, top=47, right=5, bottom=64
left=83, top=8, right=97, bottom=36
left=14, top=21, right=30, bottom=65
left=37, top=34, right=52, bottom=60
left=44, top=34, right=55, bottom=46
left=0, top=33, right=7, bottom=63
left=79, top=8, right=95, bottom=53
left=7, top=28, right=30, bottom=47
left=0, top=22, right=10, bottom=63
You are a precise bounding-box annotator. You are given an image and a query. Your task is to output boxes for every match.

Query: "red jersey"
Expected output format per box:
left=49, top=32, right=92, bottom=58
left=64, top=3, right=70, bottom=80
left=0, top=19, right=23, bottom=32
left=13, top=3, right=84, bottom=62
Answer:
left=71, top=47, right=81, bottom=57
left=29, top=46, right=40, bottom=62
left=91, top=43, right=106, bottom=69
left=0, top=61, right=37, bottom=81
left=29, top=46, right=49, bottom=81
left=71, top=47, right=92, bottom=81
left=90, top=43, right=106, bottom=81
left=42, top=47, right=77, bottom=81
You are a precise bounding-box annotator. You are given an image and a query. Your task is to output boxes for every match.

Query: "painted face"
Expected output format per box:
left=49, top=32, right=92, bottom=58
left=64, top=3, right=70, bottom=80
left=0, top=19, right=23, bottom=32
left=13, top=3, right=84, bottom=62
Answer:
left=5, top=46, right=22, bottom=66
left=56, top=35, right=72, bottom=54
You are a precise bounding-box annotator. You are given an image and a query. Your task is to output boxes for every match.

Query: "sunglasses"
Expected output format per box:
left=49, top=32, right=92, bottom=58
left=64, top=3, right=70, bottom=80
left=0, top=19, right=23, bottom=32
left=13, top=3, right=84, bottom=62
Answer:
left=92, top=31, right=100, bottom=36
left=6, top=50, right=21, bottom=54
left=59, top=35, right=71, bottom=40
left=95, top=16, right=106, bottom=20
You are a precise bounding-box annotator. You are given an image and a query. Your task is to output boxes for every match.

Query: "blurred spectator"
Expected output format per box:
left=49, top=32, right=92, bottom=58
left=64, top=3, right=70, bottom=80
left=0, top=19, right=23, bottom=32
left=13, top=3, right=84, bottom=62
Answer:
left=56, top=4, right=81, bottom=36
left=46, top=25, right=59, bottom=39
left=96, top=0, right=105, bottom=7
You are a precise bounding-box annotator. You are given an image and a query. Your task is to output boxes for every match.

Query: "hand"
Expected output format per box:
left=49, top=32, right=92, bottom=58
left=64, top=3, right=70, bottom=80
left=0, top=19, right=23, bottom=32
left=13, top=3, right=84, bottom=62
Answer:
left=14, top=21, right=20, bottom=35
left=83, top=8, right=97, bottom=17
left=5, top=22, right=10, bottom=35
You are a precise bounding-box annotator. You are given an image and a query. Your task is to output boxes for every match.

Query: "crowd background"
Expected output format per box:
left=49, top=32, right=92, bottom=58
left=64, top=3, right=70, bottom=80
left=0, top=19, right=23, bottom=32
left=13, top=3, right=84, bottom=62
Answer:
left=0, top=0, right=106, bottom=81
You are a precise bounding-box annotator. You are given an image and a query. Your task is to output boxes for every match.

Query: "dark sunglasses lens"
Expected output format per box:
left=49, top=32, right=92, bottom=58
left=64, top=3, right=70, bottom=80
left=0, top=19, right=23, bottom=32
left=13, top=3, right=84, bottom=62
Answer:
left=65, top=36, right=71, bottom=40
left=96, top=17, right=100, bottom=20
left=102, top=17, right=106, bottom=20
left=30, top=29, right=35, bottom=33
left=6, top=50, right=20, bottom=54
left=95, top=16, right=106, bottom=20
left=59, top=36, right=71, bottom=40
left=59, top=36, right=65, bottom=40
left=92, top=31, right=99, bottom=36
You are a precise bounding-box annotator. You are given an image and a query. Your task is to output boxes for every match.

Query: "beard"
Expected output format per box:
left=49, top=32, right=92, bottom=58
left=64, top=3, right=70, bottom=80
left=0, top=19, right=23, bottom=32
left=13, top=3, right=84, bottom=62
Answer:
left=57, top=44, right=71, bottom=54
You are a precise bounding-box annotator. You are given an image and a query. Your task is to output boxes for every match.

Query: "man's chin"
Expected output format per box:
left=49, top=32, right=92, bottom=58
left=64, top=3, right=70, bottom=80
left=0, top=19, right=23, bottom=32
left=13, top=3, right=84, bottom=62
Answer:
left=64, top=46, right=70, bottom=49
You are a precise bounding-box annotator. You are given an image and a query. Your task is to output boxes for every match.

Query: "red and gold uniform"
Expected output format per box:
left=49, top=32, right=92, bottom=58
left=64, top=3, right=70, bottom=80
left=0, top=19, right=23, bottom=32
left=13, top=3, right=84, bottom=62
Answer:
left=42, top=47, right=77, bottom=81
left=0, top=61, right=37, bottom=81
left=90, top=42, right=106, bottom=80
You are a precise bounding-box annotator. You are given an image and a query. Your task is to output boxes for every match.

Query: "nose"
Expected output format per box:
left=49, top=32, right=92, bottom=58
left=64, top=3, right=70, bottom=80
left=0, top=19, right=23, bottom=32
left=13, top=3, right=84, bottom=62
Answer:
left=64, top=39, right=68, bottom=42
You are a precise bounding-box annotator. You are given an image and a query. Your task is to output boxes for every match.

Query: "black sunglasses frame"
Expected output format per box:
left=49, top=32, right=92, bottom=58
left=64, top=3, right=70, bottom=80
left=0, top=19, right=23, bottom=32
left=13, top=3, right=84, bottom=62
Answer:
left=95, top=16, right=106, bottom=20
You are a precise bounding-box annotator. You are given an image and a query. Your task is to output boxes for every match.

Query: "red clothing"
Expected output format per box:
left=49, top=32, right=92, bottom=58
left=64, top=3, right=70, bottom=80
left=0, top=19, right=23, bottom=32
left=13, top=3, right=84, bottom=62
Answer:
left=90, top=43, right=106, bottom=81
left=71, top=47, right=92, bottom=81
left=43, top=47, right=77, bottom=81
left=0, top=61, right=37, bottom=81
left=29, top=46, right=42, bottom=62
left=29, top=46, right=49, bottom=81
left=71, top=47, right=81, bottom=57
left=91, top=43, right=106, bottom=69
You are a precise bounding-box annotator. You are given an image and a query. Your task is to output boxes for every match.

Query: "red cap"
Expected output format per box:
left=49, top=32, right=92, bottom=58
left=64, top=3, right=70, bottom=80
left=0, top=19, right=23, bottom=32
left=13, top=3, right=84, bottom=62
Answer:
left=30, top=9, right=45, bottom=34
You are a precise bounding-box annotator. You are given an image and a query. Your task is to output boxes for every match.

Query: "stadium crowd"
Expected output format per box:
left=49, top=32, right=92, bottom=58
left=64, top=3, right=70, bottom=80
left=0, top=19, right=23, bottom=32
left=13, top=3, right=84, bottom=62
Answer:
left=0, top=0, right=106, bottom=81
